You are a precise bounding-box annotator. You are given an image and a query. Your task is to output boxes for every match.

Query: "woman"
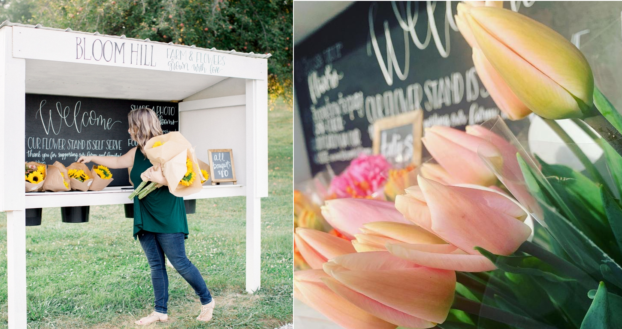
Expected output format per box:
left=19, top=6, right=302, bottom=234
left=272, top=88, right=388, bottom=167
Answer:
left=77, top=107, right=215, bottom=325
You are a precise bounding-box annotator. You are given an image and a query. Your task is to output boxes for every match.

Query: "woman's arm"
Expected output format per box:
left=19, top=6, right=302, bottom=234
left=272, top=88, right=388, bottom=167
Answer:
left=77, top=147, right=137, bottom=169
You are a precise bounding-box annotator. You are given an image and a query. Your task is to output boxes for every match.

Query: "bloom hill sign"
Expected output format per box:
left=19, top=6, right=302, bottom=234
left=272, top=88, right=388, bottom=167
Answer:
left=25, top=94, right=179, bottom=187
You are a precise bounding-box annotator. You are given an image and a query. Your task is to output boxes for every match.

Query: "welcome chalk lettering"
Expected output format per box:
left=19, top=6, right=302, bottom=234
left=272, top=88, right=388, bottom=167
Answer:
left=35, top=100, right=122, bottom=135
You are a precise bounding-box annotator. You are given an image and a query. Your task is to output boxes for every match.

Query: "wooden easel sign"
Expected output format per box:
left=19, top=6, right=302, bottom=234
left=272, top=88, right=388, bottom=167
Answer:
left=208, top=149, right=237, bottom=185
left=372, top=110, right=423, bottom=168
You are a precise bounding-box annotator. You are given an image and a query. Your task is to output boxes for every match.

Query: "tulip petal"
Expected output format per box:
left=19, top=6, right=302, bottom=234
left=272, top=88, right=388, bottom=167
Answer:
left=327, top=251, right=420, bottom=272
left=296, top=228, right=356, bottom=259
left=322, top=198, right=410, bottom=239
left=420, top=163, right=456, bottom=185
left=387, top=243, right=497, bottom=272
left=395, top=194, right=433, bottom=231
left=322, top=276, right=436, bottom=328
left=294, top=233, right=328, bottom=269
left=326, top=257, right=456, bottom=324
left=363, top=221, right=445, bottom=244
left=456, top=12, right=477, bottom=48
left=295, top=270, right=396, bottom=329
left=352, top=240, right=385, bottom=252
left=355, top=233, right=404, bottom=250
left=472, top=48, right=531, bottom=120
left=422, top=129, right=497, bottom=186
left=404, top=185, right=426, bottom=202
left=469, top=6, right=593, bottom=110
left=465, top=7, right=587, bottom=119
left=418, top=176, right=531, bottom=255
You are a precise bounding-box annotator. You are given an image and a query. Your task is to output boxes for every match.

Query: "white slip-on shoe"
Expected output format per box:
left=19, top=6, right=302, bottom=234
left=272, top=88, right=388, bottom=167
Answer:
left=197, top=300, right=215, bottom=322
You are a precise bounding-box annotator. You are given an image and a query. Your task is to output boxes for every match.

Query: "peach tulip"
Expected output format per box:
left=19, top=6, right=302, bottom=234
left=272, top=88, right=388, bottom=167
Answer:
left=386, top=243, right=497, bottom=272
left=461, top=5, right=594, bottom=119
left=323, top=251, right=455, bottom=328
left=420, top=163, right=456, bottom=184
left=294, top=228, right=356, bottom=269
left=294, top=269, right=396, bottom=329
left=422, top=126, right=497, bottom=186
left=321, top=198, right=410, bottom=239
left=397, top=176, right=531, bottom=256
left=352, top=221, right=445, bottom=252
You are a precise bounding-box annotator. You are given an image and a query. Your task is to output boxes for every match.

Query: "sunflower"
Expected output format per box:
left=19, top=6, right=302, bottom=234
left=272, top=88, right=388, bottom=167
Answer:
left=153, top=141, right=163, bottom=148
left=26, top=171, right=44, bottom=184
left=180, top=171, right=195, bottom=186
left=61, top=172, right=69, bottom=189
left=37, top=165, right=46, bottom=177
left=69, top=169, right=90, bottom=182
left=200, top=169, right=209, bottom=183
left=94, top=165, right=112, bottom=179
left=186, top=158, right=193, bottom=172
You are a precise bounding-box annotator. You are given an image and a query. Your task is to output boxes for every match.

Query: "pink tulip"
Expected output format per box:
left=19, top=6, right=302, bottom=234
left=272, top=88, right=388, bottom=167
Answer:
left=294, top=228, right=356, bottom=269
left=294, top=269, right=396, bottom=329
left=395, top=185, right=432, bottom=231
left=321, top=198, right=410, bottom=239
left=466, top=125, right=538, bottom=213
left=352, top=221, right=445, bottom=252
left=461, top=5, right=594, bottom=119
left=399, top=176, right=531, bottom=256
left=385, top=243, right=496, bottom=272
left=422, top=126, right=497, bottom=186
left=323, top=251, right=455, bottom=327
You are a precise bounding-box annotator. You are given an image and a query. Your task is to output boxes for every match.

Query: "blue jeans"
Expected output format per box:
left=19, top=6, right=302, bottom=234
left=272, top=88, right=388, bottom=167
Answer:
left=138, top=232, right=212, bottom=314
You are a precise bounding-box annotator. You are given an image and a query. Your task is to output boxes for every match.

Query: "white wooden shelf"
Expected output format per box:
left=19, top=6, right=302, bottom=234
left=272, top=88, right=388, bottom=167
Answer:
left=25, top=184, right=245, bottom=209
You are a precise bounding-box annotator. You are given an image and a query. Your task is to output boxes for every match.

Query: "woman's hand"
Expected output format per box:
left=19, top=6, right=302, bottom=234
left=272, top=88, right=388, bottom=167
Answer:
left=141, top=165, right=167, bottom=186
left=77, top=155, right=95, bottom=164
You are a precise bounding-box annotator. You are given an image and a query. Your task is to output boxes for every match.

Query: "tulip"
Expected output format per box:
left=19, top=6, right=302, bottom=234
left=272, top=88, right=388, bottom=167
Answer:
left=386, top=243, right=497, bottom=272
left=321, top=198, right=411, bottom=239
left=397, top=176, right=531, bottom=256
left=294, top=269, right=396, bottom=329
left=294, top=228, right=356, bottom=269
left=461, top=5, right=594, bottom=119
left=422, top=126, right=498, bottom=186
left=323, top=251, right=455, bottom=328
left=352, top=221, right=445, bottom=252
left=466, top=125, right=538, bottom=213
left=420, top=163, right=456, bottom=184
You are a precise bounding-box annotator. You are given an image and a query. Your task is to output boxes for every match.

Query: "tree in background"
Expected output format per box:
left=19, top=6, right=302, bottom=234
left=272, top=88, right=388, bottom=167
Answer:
left=0, top=0, right=293, bottom=108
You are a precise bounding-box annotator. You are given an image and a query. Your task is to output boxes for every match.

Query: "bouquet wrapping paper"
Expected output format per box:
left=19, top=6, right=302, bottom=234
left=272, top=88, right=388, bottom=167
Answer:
left=66, top=162, right=93, bottom=192
left=88, top=165, right=114, bottom=191
left=42, top=161, right=70, bottom=192
left=162, top=147, right=203, bottom=196
left=198, top=159, right=210, bottom=185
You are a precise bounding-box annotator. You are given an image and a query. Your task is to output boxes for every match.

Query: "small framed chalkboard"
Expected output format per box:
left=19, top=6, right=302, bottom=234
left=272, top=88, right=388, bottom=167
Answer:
left=208, top=149, right=237, bottom=185
left=372, top=110, right=423, bottom=168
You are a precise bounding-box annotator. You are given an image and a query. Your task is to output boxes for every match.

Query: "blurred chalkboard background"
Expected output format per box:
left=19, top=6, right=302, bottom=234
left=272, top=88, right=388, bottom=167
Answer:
left=25, top=94, right=179, bottom=187
left=294, top=1, right=622, bottom=176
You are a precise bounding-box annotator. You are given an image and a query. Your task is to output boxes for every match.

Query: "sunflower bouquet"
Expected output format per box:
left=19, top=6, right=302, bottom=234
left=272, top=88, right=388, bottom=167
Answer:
left=42, top=161, right=70, bottom=192
left=66, top=162, right=94, bottom=191
left=25, top=161, right=46, bottom=192
left=129, top=132, right=203, bottom=200
left=88, top=164, right=114, bottom=191
left=198, top=159, right=210, bottom=184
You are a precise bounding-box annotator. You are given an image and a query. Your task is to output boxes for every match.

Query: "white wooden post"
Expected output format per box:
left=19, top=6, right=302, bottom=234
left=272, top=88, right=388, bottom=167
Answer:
left=245, top=69, right=268, bottom=293
left=0, top=27, right=28, bottom=328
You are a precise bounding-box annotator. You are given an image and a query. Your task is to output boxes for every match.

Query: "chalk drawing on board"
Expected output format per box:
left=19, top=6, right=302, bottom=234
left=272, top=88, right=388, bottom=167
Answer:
left=208, top=149, right=237, bottom=185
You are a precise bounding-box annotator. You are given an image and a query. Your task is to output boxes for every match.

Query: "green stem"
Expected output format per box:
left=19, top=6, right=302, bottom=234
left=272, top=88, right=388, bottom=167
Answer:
left=583, top=114, right=622, bottom=158
left=452, top=296, right=555, bottom=329
left=572, top=119, right=600, bottom=142
left=138, top=182, right=157, bottom=199
left=543, top=119, right=608, bottom=187
left=128, top=181, right=148, bottom=199
left=518, top=241, right=596, bottom=290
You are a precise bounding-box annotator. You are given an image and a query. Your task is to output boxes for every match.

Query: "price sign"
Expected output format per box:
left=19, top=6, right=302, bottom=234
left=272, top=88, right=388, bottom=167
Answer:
left=208, top=149, right=237, bottom=185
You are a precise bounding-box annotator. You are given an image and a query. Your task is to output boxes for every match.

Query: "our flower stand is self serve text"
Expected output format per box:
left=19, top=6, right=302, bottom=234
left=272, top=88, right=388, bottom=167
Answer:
left=0, top=21, right=269, bottom=328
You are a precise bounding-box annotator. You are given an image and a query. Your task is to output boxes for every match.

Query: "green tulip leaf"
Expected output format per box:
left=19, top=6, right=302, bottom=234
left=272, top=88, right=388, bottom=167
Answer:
left=593, top=87, right=622, bottom=134
left=475, top=247, right=574, bottom=283
left=580, top=282, right=622, bottom=329
left=602, top=187, right=622, bottom=257
left=597, top=138, right=622, bottom=198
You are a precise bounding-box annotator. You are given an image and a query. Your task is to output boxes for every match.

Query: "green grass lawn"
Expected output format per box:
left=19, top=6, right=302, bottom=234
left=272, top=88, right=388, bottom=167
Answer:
left=0, top=99, right=293, bottom=328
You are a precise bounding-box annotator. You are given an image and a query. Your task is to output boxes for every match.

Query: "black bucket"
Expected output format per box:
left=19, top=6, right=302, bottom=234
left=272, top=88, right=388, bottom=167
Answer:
left=61, top=206, right=90, bottom=223
left=124, top=203, right=134, bottom=218
left=26, top=208, right=42, bottom=226
left=184, top=199, right=196, bottom=214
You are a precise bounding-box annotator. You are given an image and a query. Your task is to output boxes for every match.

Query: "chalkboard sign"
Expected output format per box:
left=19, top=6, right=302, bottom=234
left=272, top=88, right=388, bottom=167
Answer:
left=25, top=94, right=179, bottom=186
left=373, top=110, right=422, bottom=168
left=295, top=1, right=622, bottom=175
left=208, top=149, right=237, bottom=185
